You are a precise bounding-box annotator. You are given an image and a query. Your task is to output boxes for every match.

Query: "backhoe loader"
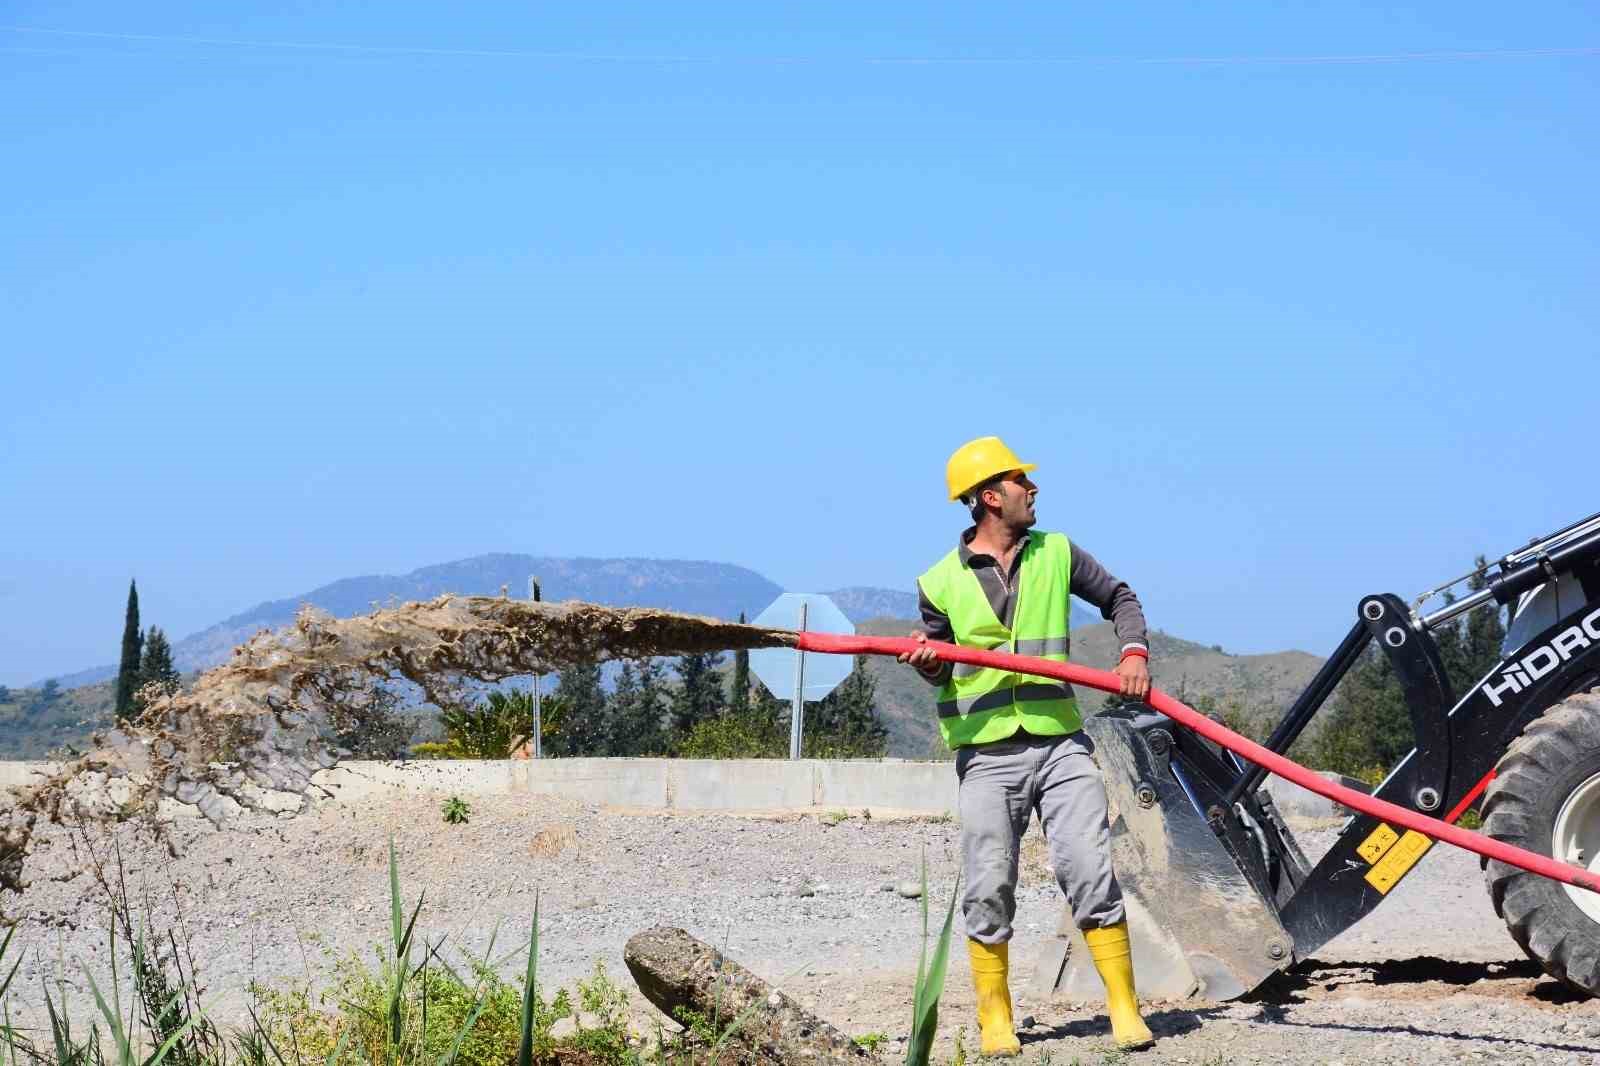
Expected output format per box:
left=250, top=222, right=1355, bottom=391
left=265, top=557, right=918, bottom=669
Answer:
left=1045, top=510, right=1600, bottom=1001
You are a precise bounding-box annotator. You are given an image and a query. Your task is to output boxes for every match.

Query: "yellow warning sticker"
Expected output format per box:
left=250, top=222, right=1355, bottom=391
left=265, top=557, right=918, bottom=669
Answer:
left=1365, top=830, right=1433, bottom=893
left=1357, top=823, right=1399, bottom=864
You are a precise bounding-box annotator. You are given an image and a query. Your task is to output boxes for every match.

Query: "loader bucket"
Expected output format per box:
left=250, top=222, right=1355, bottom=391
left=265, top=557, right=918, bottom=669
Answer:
left=1038, top=712, right=1294, bottom=1002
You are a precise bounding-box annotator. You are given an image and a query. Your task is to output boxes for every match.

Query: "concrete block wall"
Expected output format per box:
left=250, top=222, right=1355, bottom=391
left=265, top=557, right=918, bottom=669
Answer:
left=0, top=758, right=1362, bottom=820
left=0, top=758, right=961, bottom=816
left=310, top=758, right=960, bottom=814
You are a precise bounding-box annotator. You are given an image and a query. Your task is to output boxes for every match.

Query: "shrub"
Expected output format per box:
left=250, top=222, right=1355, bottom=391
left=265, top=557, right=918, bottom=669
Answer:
left=439, top=690, right=533, bottom=759
left=676, top=710, right=785, bottom=758
left=442, top=795, right=471, bottom=825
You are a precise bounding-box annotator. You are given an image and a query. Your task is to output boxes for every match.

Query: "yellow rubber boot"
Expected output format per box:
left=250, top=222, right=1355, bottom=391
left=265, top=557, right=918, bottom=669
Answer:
left=966, top=939, right=1022, bottom=1057
left=1082, top=922, right=1155, bottom=1050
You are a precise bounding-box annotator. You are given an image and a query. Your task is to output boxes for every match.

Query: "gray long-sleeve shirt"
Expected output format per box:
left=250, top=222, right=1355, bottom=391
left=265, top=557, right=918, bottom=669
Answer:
left=914, top=528, right=1149, bottom=687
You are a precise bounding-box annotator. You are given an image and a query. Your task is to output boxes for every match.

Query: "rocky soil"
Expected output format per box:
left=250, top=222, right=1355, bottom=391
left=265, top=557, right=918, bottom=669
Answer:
left=4, top=786, right=1597, bottom=1064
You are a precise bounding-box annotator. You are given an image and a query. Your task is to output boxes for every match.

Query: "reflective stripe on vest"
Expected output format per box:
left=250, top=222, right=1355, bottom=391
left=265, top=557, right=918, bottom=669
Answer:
left=916, top=531, right=1081, bottom=749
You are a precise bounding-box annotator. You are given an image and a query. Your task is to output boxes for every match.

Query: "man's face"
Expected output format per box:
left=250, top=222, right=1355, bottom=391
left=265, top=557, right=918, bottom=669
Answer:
left=983, top=471, right=1038, bottom=528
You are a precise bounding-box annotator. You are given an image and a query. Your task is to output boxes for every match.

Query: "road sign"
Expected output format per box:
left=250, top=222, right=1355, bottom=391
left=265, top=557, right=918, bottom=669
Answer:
left=748, top=593, right=855, bottom=759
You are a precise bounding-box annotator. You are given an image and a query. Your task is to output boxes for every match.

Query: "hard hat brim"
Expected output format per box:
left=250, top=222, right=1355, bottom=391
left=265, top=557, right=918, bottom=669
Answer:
left=950, top=461, right=1037, bottom=501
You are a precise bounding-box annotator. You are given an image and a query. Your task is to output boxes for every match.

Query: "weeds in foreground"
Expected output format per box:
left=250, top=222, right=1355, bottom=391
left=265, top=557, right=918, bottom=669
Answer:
left=852, top=1030, right=889, bottom=1052
left=3, top=838, right=968, bottom=1065
left=4, top=840, right=735, bottom=1065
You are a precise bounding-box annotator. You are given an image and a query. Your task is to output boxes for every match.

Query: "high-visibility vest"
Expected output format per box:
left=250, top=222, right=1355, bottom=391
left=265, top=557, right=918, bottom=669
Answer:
left=917, top=531, right=1081, bottom=749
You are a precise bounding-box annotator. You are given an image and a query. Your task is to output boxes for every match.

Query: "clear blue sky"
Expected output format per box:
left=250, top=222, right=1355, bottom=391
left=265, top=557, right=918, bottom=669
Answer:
left=2, top=3, right=1597, bottom=686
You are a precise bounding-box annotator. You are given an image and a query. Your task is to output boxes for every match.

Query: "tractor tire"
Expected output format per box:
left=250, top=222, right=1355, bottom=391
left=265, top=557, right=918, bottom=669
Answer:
left=1482, top=686, right=1600, bottom=996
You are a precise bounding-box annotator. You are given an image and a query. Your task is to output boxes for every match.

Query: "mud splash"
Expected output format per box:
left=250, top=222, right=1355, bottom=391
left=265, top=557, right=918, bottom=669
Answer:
left=1, top=596, right=795, bottom=894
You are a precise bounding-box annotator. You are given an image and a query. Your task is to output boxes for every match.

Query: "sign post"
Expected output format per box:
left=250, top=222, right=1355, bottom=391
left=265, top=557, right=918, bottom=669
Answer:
left=528, top=576, right=542, bottom=759
left=750, top=593, right=854, bottom=759
left=789, top=602, right=808, bottom=759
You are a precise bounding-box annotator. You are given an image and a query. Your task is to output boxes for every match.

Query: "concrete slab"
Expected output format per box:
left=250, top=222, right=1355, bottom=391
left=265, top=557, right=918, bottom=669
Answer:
left=667, top=759, right=815, bottom=810
left=814, top=760, right=956, bottom=815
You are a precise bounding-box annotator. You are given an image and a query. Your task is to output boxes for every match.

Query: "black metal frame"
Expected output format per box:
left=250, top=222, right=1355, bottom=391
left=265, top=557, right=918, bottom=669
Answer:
left=1140, top=516, right=1600, bottom=962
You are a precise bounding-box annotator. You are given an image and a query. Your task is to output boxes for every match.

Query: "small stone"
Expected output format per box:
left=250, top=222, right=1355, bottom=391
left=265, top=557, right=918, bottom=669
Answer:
left=880, top=882, right=895, bottom=892
left=896, top=882, right=922, bottom=899
left=1018, top=1015, right=1036, bottom=1029
left=797, top=885, right=816, bottom=898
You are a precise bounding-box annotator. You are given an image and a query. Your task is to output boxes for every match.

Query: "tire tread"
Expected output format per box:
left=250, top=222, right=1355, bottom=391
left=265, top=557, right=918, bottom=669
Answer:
left=1483, top=686, right=1600, bottom=996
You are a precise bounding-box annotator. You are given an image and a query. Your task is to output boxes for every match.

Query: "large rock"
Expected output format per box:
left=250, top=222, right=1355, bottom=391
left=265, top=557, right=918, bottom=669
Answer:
left=623, top=926, right=874, bottom=1064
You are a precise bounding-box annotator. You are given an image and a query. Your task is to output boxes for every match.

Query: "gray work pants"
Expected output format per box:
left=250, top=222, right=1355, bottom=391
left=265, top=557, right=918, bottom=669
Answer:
left=956, top=730, right=1124, bottom=944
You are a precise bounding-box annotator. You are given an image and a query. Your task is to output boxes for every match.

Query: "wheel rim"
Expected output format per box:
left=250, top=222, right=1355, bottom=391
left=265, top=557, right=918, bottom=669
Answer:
left=1553, top=770, right=1600, bottom=924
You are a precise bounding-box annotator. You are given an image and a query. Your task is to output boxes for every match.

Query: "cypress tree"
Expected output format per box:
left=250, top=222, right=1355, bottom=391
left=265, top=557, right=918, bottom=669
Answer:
left=114, top=580, right=143, bottom=721
left=730, top=612, right=751, bottom=715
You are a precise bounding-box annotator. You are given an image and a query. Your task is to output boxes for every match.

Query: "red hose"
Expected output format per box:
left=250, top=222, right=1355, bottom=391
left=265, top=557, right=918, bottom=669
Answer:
left=794, top=631, right=1600, bottom=895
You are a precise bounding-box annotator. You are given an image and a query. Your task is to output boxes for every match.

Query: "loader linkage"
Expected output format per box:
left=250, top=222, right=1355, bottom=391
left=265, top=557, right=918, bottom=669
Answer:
left=1051, top=512, right=1600, bottom=1000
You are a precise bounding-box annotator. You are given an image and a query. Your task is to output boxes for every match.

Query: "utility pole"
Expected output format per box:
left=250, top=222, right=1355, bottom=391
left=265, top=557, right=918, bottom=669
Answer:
left=529, top=576, right=542, bottom=759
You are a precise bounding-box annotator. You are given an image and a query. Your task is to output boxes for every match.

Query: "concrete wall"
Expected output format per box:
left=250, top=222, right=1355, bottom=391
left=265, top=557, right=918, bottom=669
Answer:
left=0, top=758, right=960, bottom=816
left=0, top=758, right=1366, bottom=820
left=0, top=758, right=1363, bottom=821
left=312, top=758, right=960, bottom=814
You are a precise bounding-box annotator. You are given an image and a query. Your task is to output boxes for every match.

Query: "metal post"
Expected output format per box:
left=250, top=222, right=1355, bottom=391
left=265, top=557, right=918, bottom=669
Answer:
left=529, top=576, right=542, bottom=759
left=790, top=602, right=808, bottom=760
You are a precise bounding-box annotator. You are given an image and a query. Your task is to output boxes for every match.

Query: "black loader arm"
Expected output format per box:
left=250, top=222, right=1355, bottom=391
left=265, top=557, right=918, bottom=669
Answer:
left=1281, top=592, right=1600, bottom=956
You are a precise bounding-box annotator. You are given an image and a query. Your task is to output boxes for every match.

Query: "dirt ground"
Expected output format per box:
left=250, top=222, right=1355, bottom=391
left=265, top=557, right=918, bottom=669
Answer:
left=5, top=785, right=1598, bottom=1064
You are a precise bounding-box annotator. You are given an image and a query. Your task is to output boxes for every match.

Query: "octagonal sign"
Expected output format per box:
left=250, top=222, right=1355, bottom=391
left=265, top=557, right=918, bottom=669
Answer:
left=749, top=593, right=855, bottom=702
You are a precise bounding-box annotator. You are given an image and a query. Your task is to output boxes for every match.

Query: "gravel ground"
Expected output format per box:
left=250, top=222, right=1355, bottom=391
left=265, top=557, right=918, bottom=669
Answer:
left=5, top=788, right=1598, bottom=1064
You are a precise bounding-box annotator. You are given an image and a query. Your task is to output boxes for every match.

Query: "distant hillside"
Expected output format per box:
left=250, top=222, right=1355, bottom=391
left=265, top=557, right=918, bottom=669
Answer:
left=0, top=680, right=114, bottom=758
left=828, top=586, right=1100, bottom=632
left=44, top=556, right=936, bottom=689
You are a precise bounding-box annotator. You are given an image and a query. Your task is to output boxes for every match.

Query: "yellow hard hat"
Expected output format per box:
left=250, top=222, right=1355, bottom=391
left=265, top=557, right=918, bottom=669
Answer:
left=945, top=436, right=1036, bottom=501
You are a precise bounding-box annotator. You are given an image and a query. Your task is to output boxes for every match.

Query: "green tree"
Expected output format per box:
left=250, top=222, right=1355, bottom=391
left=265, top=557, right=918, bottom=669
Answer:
left=0, top=685, right=11, bottom=703
left=114, top=579, right=143, bottom=721
left=802, top=657, right=888, bottom=758
left=136, top=625, right=181, bottom=708
left=1307, top=564, right=1508, bottom=776
left=669, top=651, right=725, bottom=740
left=1306, top=647, right=1414, bottom=776
left=1458, top=557, right=1508, bottom=685
left=547, top=662, right=609, bottom=756
left=608, top=659, right=668, bottom=756
left=729, top=612, right=751, bottom=716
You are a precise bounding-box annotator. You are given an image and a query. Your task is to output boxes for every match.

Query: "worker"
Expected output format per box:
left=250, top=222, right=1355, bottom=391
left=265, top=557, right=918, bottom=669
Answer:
left=898, top=436, right=1156, bottom=1055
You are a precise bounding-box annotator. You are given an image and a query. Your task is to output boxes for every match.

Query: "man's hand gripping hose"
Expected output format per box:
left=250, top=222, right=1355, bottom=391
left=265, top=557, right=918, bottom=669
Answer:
left=793, top=631, right=1600, bottom=895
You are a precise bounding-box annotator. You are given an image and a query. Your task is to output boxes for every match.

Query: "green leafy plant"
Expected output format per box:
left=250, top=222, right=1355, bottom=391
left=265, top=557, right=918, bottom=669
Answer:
left=904, top=853, right=960, bottom=1066
left=439, top=690, right=534, bottom=759
left=441, top=795, right=471, bottom=825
